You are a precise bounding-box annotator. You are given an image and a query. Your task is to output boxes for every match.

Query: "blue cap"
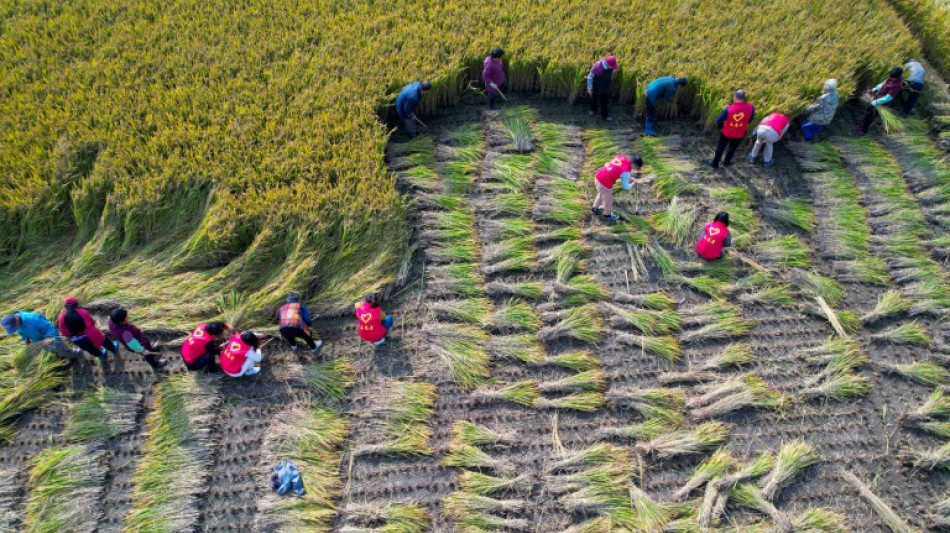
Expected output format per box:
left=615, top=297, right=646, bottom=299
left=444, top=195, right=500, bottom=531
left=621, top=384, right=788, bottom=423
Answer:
left=1, top=314, right=16, bottom=334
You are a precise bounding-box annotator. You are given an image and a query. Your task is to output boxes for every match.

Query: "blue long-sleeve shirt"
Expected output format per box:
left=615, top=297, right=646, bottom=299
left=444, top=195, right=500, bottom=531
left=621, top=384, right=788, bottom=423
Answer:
left=14, top=311, right=59, bottom=343
left=299, top=303, right=313, bottom=327
left=395, top=82, right=422, bottom=119
left=715, top=106, right=755, bottom=127
left=645, top=76, right=678, bottom=105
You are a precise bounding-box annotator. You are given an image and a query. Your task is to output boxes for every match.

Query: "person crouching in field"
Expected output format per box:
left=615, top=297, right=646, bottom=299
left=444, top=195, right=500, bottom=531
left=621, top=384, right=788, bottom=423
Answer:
left=3, top=310, right=75, bottom=358
left=747, top=112, right=789, bottom=168
left=279, top=292, right=323, bottom=353
left=588, top=55, right=618, bottom=121
left=591, top=154, right=643, bottom=221
left=483, top=47, right=506, bottom=109
left=58, top=297, right=118, bottom=364
left=903, top=59, right=926, bottom=115
left=109, top=308, right=167, bottom=370
left=181, top=321, right=233, bottom=372
left=858, top=67, right=903, bottom=134
left=708, top=90, right=754, bottom=169
left=801, top=79, right=839, bottom=142
left=696, top=212, right=732, bottom=261
left=220, top=331, right=267, bottom=377
left=356, top=293, right=394, bottom=346
left=644, top=76, right=687, bottom=136
left=396, top=81, right=432, bottom=138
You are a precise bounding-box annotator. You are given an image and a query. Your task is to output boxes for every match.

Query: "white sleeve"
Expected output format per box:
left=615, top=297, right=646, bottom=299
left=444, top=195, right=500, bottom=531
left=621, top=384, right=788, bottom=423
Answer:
left=247, top=349, right=263, bottom=362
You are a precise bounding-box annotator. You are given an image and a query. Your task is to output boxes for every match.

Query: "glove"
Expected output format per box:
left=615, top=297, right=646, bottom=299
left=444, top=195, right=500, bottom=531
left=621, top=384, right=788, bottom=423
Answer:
left=490, top=82, right=498, bottom=89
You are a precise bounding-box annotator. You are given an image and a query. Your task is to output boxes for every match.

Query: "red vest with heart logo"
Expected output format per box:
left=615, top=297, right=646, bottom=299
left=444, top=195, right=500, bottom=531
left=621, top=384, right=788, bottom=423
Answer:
left=721, top=101, right=754, bottom=139
left=595, top=155, right=632, bottom=188
left=220, top=334, right=252, bottom=375
left=355, top=302, right=385, bottom=342
left=696, top=221, right=729, bottom=260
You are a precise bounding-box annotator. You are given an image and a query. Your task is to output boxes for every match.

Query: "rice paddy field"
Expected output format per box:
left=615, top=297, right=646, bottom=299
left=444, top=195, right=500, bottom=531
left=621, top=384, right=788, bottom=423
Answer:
left=3, top=0, right=950, bottom=531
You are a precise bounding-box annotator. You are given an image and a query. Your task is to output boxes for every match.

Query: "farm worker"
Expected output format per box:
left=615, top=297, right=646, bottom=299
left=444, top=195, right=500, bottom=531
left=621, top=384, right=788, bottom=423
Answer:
left=482, top=47, right=506, bottom=109
left=279, top=292, right=323, bottom=353
left=220, top=331, right=267, bottom=377
left=590, top=155, right=644, bottom=221
left=181, top=321, right=233, bottom=372
left=644, top=76, right=688, bottom=135
left=588, top=55, right=618, bottom=121
left=747, top=112, right=790, bottom=168
left=57, top=297, right=118, bottom=363
left=696, top=212, right=732, bottom=261
left=108, top=308, right=167, bottom=370
left=858, top=67, right=903, bottom=134
left=708, top=90, right=755, bottom=169
left=395, top=81, right=432, bottom=138
left=355, top=293, right=394, bottom=346
left=903, top=59, right=925, bottom=115
left=2, top=311, right=74, bottom=358
left=800, top=79, right=839, bottom=142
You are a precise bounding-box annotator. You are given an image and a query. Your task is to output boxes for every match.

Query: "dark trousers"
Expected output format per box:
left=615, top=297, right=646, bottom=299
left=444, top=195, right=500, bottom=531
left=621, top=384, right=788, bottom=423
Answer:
left=401, top=117, right=417, bottom=138
left=860, top=107, right=877, bottom=133
left=590, top=92, right=610, bottom=119
left=280, top=326, right=317, bottom=350
left=73, top=337, right=118, bottom=359
left=185, top=351, right=218, bottom=372
left=904, top=81, right=924, bottom=115
left=712, top=133, right=742, bottom=167
left=645, top=99, right=658, bottom=123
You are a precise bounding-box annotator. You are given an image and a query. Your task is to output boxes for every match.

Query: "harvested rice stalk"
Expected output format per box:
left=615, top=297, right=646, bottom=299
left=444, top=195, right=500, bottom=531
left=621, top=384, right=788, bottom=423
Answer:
left=799, top=372, right=871, bottom=401
left=595, top=417, right=680, bottom=441
left=24, top=444, right=105, bottom=533
left=444, top=491, right=526, bottom=515
left=793, top=507, right=849, bottom=533
left=539, top=239, right=589, bottom=269
left=534, top=392, right=605, bottom=413
left=870, top=322, right=932, bottom=347
left=425, top=324, right=492, bottom=387
left=544, top=351, right=600, bottom=372
left=680, top=315, right=754, bottom=343
left=729, top=483, right=793, bottom=532
left=611, top=290, right=677, bottom=310
left=430, top=298, right=493, bottom=325
left=909, top=420, right=950, bottom=439
left=683, top=300, right=741, bottom=326
left=689, top=375, right=785, bottom=420
left=304, top=357, right=355, bottom=401
left=545, top=463, right=632, bottom=495
left=755, top=235, right=812, bottom=268
left=903, top=389, right=950, bottom=423
left=879, top=361, right=948, bottom=386
left=840, top=470, right=920, bottom=533
left=352, top=381, right=436, bottom=456
left=666, top=274, right=730, bottom=299
left=444, top=507, right=530, bottom=532
left=459, top=471, right=532, bottom=496
left=635, top=422, right=729, bottom=459
left=804, top=341, right=868, bottom=387
left=553, top=274, right=609, bottom=304
left=903, top=442, right=950, bottom=470
left=343, top=503, right=430, bottom=533
left=660, top=343, right=752, bottom=385
left=485, top=280, right=545, bottom=300
left=487, top=335, right=545, bottom=365
left=538, top=306, right=605, bottom=344
left=759, top=440, right=818, bottom=501
left=600, top=302, right=683, bottom=334
left=490, top=300, right=542, bottom=333
left=629, top=484, right=674, bottom=532
left=764, top=197, right=816, bottom=233
left=547, top=443, right=624, bottom=472
left=538, top=370, right=607, bottom=394
left=738, top=284, right=796, bottom=307
left=471, top=381, right=540, bottom=406
left=606, top=387, right=685, bottom=416
left=615, top=332, right=681, bottom=362
left=672, top=449, right=734, bottom=501
left=861, top=290, right=910, bottom=324
left=812, top=296, right=850, bottom=338
left=714, top=452, right=777, bottom=492
left=444, top=442, right=514, bottom=473
left=649, top=197, right=698, bottom=245
left=451, top=421, right=513, bottom=447
left=481, top=255, right=535, bottom=275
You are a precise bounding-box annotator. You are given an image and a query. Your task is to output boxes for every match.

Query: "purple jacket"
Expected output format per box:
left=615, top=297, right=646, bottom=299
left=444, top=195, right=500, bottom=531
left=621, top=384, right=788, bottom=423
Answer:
left=109, top=319, right=151, bottom=352
left=482, top=56, right=505, bottom=93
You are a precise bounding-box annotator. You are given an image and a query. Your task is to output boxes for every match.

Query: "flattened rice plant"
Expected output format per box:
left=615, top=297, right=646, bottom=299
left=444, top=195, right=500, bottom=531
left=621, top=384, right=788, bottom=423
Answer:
left=65, top=388, right=141, bottom=442
left=755, top=235, right=812, bottom=269
left=870, top=321, right=931, bottom=346
left=425, top=324, right=492, bottom=387
left=649, top=197, right=698, bottom=246
left=24, top=444, right=104, bottom=533
left=471, top=380, right=541, bottom=406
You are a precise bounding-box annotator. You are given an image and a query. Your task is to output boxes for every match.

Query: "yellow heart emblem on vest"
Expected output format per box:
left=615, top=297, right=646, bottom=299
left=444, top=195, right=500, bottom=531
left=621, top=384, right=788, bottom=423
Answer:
left=732, top=112, right=745, bottom=122
left=708, top=227, right=721, bottom=236
left=360, top=313, right=373, bottom=323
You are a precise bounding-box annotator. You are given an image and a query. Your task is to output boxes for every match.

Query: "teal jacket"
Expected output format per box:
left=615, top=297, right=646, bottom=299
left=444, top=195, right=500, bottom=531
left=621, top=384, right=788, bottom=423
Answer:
left=14, top=311, right=59, bottom=342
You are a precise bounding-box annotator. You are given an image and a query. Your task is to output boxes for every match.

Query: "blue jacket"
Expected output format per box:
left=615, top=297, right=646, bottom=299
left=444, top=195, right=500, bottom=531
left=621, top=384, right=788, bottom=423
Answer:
left=15, top=311, right=59, bottom=343
left=646, top=76, right=678, bottom=105
left=395, top=82, right=422, bottom=119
